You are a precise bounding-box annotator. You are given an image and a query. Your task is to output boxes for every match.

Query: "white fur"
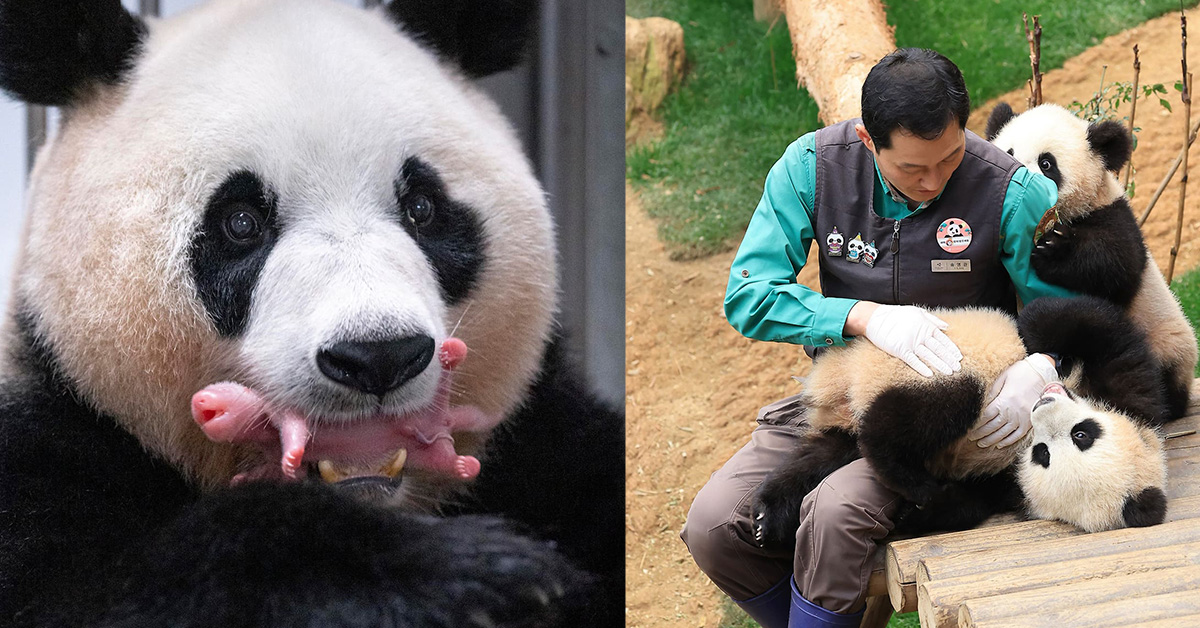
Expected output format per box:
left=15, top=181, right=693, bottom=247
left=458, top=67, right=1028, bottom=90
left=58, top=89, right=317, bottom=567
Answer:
left=989, top=104, right=1125, bottom=220
left=1020, top=392, right=1166, bottom=532
left=7, top=0, right=557, bottom=489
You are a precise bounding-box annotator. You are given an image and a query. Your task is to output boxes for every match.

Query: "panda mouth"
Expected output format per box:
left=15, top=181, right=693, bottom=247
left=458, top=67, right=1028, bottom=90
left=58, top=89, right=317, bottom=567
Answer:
left=190, top=337, right=499, bottom=485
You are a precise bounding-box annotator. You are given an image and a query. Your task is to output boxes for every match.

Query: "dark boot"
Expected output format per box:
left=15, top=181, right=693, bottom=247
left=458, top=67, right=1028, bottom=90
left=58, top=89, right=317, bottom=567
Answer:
left=789, top=579, right=863, bottom=628
left=733, top=576, right=791, bottom=628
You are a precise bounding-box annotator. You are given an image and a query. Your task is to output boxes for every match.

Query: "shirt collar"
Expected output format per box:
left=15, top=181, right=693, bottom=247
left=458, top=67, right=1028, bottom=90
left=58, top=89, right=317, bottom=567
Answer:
left=872, top=156, right=942, bottom=213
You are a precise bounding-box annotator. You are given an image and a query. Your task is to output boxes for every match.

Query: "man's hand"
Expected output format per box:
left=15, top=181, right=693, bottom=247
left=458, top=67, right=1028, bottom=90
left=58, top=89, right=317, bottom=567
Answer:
left=854, top=303, right=963, bottom=377
left=970, top=354, right=1058, bottom=448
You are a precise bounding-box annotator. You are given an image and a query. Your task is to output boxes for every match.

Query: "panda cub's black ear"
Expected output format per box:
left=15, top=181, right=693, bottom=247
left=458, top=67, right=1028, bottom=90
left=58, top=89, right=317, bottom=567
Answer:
left=1087, top=120, right=1133, bottom=173
left=386, top=0, right=538, bottom=78
left=985, top=102, right=1015, bottom=141
left=0, top=0, right=145, bottom=105
left=1121, top=486, right=1167, bottom=528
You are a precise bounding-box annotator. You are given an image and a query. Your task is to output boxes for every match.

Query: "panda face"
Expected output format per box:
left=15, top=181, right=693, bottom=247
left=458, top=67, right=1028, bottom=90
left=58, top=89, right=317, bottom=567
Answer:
left=987, top=104, right=1129, bottom=220
left=11, top=0, right=556, bottom=485
left=1020, top=382, right=1166, bottom=532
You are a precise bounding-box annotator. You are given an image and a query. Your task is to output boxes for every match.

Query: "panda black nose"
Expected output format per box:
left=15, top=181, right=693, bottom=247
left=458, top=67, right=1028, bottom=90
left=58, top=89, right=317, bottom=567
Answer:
left=317, top=335, right=436, bottom=396
left=1031, top=443, right=1050, bottom=468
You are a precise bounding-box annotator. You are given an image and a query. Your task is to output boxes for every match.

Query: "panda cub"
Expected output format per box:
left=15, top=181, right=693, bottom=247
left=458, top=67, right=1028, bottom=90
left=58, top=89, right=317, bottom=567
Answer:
left=752, top=296, right=1165, bottom=547
left=987, top=103, right=1198, bottom=424
left=0, top=1, right=622, bottom=626
left=1021, top=382, right=1168, bottom=532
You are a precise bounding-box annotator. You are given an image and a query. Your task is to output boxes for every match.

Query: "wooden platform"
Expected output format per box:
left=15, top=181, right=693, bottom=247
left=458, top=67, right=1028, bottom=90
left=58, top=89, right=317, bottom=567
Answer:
left=860, top=390, right=1200, bottom=628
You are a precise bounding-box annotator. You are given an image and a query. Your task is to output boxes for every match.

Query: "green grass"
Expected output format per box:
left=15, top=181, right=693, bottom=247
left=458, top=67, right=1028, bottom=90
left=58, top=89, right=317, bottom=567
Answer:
left=888, top=0, right=1200, bottom=108
left=628, top=0, right=1198, bottom=257
left=1170, top=265, right=1200, bottom=376
left=627, top=0, right=820, bottom=259
left=717, top=596, right=921, bottom=628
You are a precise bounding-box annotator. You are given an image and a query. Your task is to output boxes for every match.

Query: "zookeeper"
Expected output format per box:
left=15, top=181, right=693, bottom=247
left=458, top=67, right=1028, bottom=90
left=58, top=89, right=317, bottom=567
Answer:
left=680, top=48, right=1070, bottom=628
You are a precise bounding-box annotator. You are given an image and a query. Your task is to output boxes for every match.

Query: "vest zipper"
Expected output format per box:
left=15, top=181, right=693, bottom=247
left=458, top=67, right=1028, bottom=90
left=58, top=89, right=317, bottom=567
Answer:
left=891, top=219, right=901, bottom=302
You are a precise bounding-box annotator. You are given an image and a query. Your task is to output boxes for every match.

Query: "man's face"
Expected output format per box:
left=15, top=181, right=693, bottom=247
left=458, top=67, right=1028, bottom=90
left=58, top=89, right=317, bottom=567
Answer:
left=855, top=123, right=966, bottom=203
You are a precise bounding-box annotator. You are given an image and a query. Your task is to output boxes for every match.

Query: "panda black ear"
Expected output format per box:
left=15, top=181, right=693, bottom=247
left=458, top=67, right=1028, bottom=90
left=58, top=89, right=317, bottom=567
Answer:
left=1121, top=486, right=1167, bottom=528
left=985, top=102, right=1015, bottom=141
left=385, top=0, right=538, bottom=78
left=1087, top=120, right=1133, bottom=173
left=0, top=0, right=145, bottom=106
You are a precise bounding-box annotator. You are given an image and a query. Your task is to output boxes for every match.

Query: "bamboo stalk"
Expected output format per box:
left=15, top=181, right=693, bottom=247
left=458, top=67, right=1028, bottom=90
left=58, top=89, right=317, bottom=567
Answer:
left=1137, top=115, right=1200, bottom=225
left=1126, top=44, right=1141, bottom=189
left=1168, top=8, right=1191, bottom=284
left=1024, top=13, right=1043, bottom=108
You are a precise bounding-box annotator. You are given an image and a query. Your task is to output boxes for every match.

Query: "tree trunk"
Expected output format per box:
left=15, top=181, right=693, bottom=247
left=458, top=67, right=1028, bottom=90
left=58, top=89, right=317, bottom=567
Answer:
left=783, top=0, right=896, bottom=124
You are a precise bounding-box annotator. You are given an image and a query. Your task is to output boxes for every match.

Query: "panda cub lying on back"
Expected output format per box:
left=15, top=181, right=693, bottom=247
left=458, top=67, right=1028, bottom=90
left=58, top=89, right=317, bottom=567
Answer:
left=988, top=103, right=1198, bottom=423
left=752, top=296, right=1167, bottom=547
left=1021, top=382, right=1167, bottom=533
left=0, top=0, right=622, bottom=625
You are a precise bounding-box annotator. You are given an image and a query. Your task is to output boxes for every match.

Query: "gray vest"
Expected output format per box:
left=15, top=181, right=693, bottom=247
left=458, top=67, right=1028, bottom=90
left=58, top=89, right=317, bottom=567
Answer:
left=813, top=120, right=1020, bottom=313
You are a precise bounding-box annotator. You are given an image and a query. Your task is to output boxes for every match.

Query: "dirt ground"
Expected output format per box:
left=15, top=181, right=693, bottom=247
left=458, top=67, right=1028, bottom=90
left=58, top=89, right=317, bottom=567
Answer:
left=625, top=7, right=1200, bottom=627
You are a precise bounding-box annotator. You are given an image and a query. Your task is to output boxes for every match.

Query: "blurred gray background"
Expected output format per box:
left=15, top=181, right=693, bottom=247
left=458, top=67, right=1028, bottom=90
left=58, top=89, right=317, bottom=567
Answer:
left=0, top=0, right=624, bottom=404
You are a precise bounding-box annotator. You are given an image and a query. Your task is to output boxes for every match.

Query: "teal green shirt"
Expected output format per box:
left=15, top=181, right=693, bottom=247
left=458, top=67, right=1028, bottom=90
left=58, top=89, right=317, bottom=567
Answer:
left=725, top=132, right=1074, bottom=346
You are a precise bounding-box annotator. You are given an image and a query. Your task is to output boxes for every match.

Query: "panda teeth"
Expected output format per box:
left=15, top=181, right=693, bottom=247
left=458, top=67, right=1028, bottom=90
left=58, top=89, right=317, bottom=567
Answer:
left=317, top=460, right=346, bottom=483
left=379, top=448, right=408, bottom=478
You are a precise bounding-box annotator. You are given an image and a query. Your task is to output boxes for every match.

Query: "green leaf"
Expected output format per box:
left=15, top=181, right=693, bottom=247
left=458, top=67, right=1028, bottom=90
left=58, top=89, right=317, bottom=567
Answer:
left=1161, top=98, right=1174, bottom=112
left=1176, top=81, right=1185, bottom=92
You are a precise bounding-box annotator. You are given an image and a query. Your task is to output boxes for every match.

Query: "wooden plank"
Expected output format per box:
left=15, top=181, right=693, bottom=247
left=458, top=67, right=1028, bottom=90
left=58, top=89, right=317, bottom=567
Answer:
left=918, top=517, right=1200, bottom=583
left=960, top=589, right=1200, bottom=628
left=859, top=595, right=893, bottom=628
left=886, top=496, right=1200, bottom=612
left=887, top=519, right=1081, bottom=594
left=919, top=542, right=1200, bottom=628
left=1123, top=614, right=1200, bottom=627
left=955, top=565, right=1200, bottom=627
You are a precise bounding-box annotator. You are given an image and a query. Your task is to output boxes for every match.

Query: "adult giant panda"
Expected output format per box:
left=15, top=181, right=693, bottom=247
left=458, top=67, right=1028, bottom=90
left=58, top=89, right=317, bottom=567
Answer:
left=0, top=1, right=622, bottom=626
left=751, top=296, right=1166, bottom=548
left=986, top=103, right=1198, bottom=423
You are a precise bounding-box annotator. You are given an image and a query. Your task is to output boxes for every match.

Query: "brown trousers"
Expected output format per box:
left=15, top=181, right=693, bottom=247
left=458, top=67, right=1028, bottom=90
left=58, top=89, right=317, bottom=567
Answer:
left=680, top=394, right=903, bottom=613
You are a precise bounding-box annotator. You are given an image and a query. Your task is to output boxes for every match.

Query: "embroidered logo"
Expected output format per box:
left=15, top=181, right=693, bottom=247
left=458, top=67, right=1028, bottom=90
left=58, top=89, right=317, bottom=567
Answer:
left=936, top=218, right=972, bottom=254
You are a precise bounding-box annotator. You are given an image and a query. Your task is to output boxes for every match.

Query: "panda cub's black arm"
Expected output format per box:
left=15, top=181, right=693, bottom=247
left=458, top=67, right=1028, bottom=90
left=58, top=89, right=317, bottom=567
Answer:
left=1030, top=199, right=1147, bottom=306
left=0, top=382, right=593, bottom=628
left=452, top=337, right=625, bottom=626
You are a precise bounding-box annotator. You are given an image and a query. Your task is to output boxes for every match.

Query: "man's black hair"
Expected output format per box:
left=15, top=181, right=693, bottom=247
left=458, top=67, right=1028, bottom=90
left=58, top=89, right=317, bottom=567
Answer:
left=860, top=48, right=970, bottom=150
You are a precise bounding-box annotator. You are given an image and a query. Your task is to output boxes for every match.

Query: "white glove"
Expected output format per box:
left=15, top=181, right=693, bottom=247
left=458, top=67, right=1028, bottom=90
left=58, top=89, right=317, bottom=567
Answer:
left=969, top=354, right=1059, bottom=448
left=863, top=304, right=963, bottom=377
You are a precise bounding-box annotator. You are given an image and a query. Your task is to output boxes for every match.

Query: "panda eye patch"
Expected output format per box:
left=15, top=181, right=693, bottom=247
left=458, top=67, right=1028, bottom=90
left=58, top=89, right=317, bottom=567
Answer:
left=1037, top=152, right=1057, bottom=175
left=223, top=204, right=265, bottom=242
left=403, top=194, right=435, bottom=227
left=1069, top=418, right=1102, bottom=451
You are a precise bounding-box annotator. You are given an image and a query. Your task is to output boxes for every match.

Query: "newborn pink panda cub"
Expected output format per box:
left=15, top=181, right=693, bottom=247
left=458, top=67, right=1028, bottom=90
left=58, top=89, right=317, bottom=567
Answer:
left=191, top=336, right=496, bottom=487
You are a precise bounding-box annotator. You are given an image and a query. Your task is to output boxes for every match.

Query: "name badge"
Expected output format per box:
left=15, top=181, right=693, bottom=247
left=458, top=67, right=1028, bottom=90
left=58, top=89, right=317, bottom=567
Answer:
left=932, top=260, right=971, bottom=273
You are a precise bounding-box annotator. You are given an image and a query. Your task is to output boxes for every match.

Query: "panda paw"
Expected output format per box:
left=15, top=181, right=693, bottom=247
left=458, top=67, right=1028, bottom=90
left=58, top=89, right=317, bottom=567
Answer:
left=1032, top=224, right=1076, bottom=267
left=749, top=482, right=803, bottom=551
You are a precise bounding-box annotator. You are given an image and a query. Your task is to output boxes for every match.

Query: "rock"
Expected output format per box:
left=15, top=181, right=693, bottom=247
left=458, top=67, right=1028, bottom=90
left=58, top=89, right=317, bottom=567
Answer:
left=625, top=15, right=686, bottom=143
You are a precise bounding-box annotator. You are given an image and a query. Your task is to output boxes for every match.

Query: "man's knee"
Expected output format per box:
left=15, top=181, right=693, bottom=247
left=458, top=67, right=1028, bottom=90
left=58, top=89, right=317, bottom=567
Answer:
left=799, top=461, right=901, bottom=540
left=681, top=479, right=747, bottom=575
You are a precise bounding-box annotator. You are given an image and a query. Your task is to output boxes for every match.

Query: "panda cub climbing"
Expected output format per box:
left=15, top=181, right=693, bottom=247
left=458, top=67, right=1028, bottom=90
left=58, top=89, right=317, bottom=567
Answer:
left=987, top=103, right=1198, bottom=423
left=1021, top=382, right=1168, bottom=532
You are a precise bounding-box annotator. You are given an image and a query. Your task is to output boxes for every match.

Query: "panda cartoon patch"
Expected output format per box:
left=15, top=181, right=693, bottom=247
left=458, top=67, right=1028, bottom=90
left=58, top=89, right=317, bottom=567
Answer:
left=0, top=1, right=622, bottom=626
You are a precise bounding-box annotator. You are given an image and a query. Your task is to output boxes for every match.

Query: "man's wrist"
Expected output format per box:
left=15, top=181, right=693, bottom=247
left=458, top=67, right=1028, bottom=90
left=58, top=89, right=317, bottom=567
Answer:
left=1024, top=353, right=1059, bottom=383
left=844, top=301, right=878, bottom=337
